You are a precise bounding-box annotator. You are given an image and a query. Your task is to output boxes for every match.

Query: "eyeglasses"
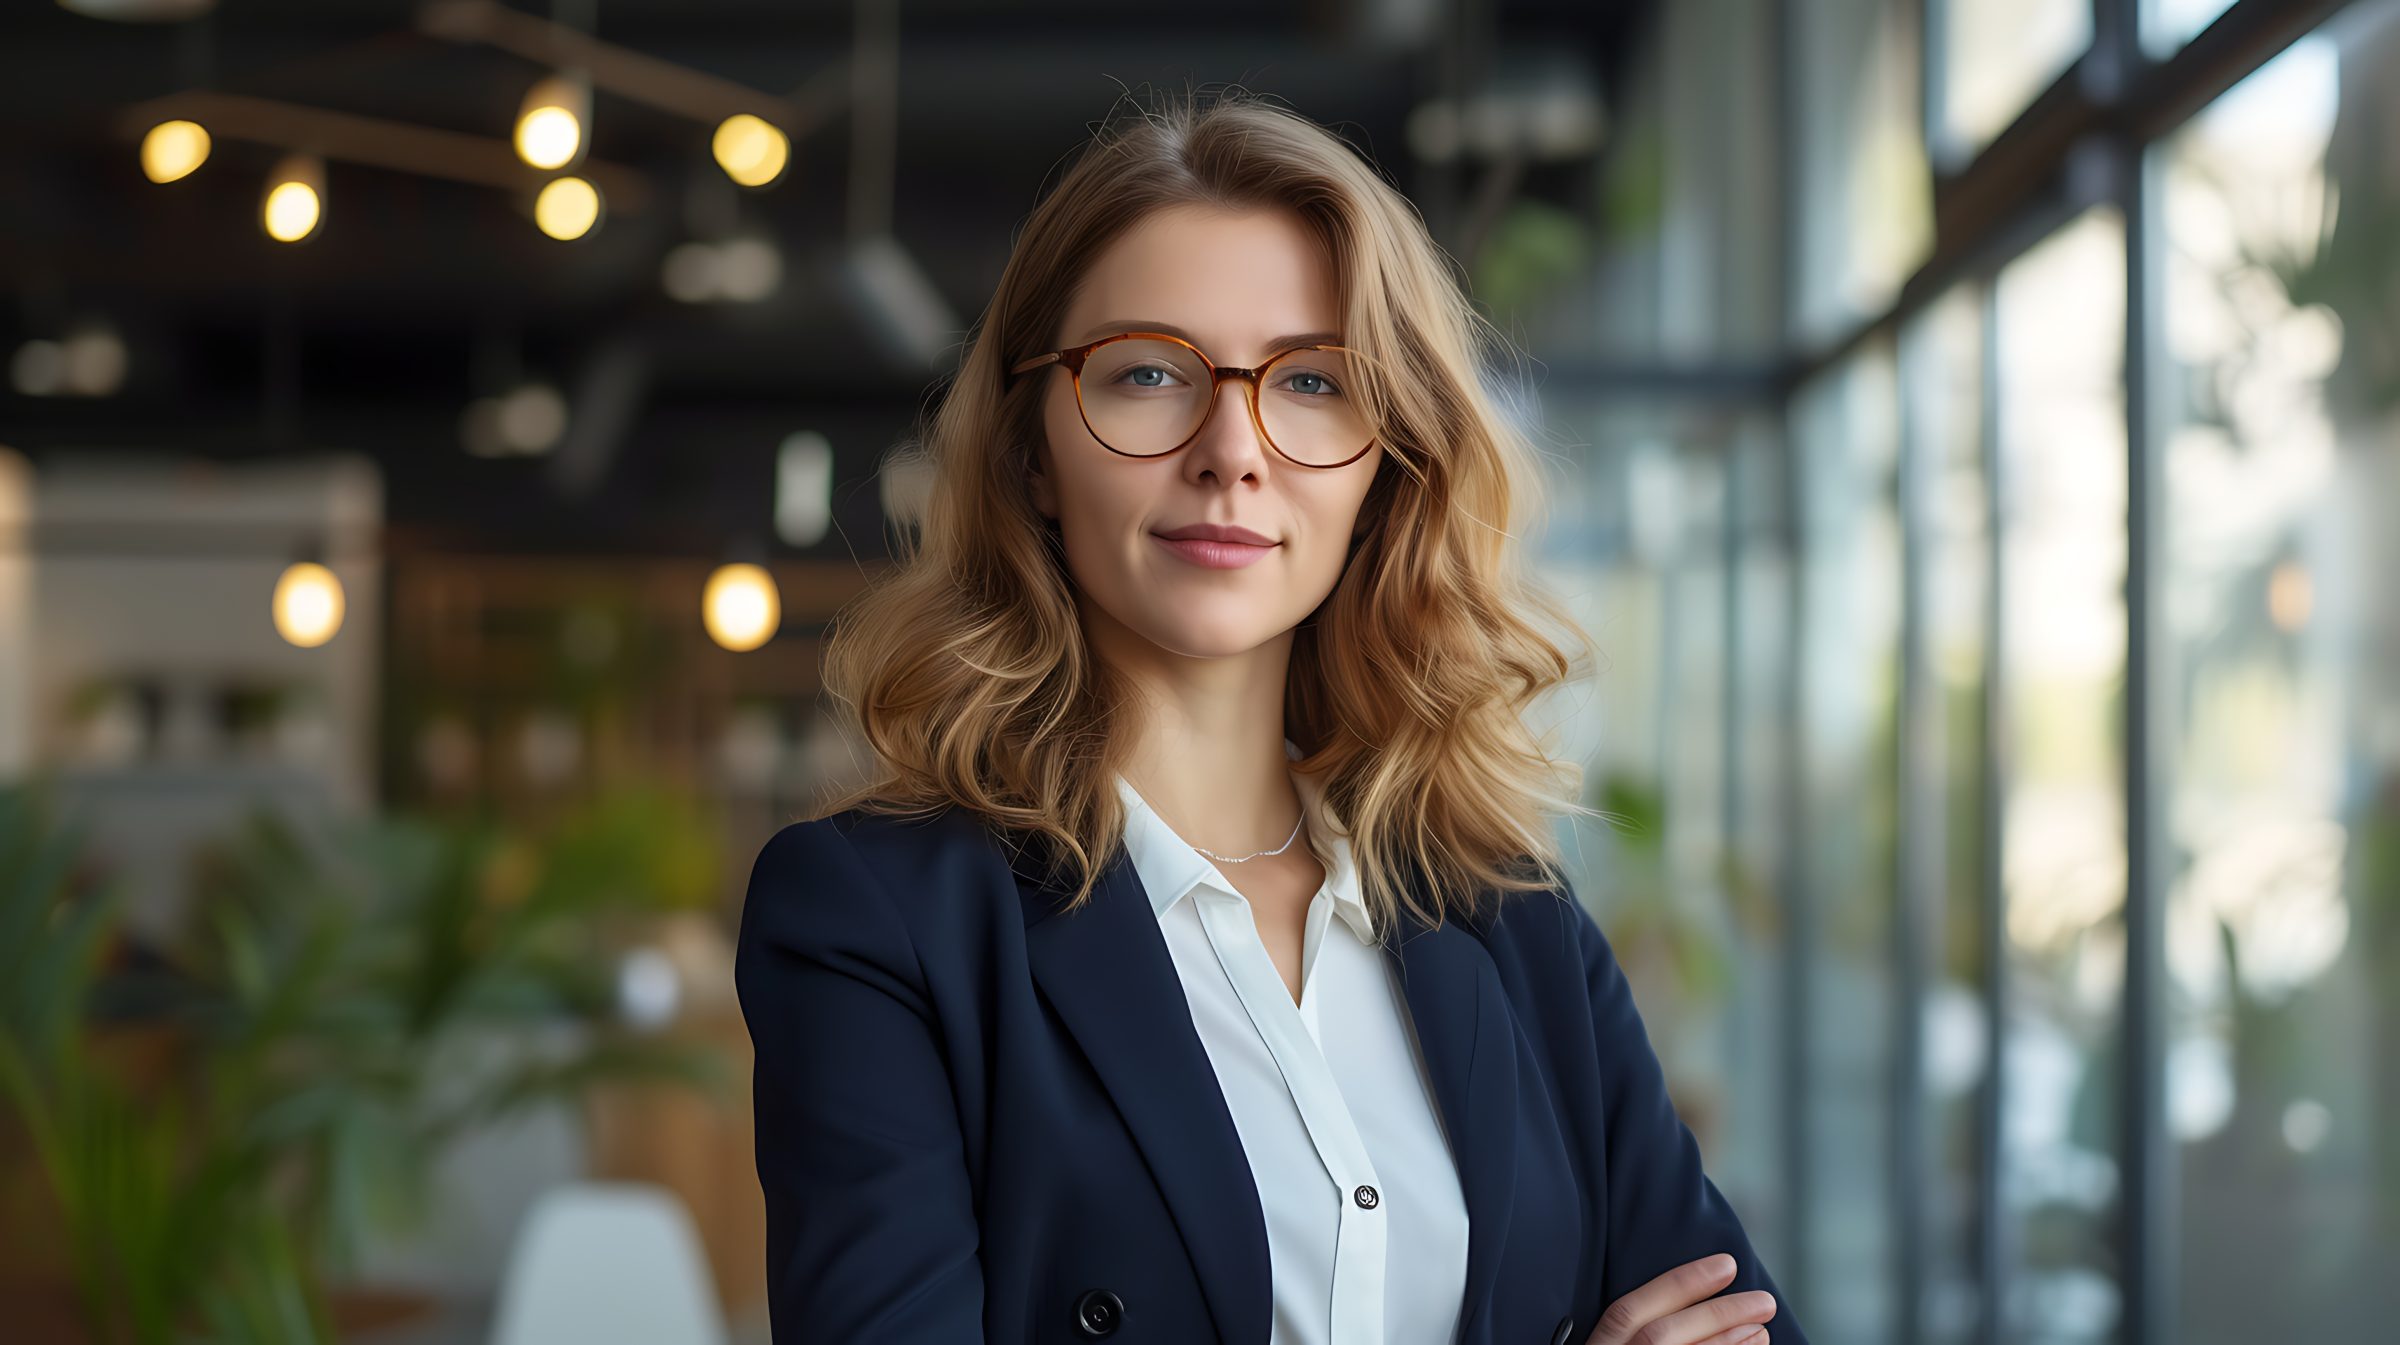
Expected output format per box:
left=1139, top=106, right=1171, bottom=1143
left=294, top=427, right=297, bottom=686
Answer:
left=1007, top=331, right=1378, bottom=469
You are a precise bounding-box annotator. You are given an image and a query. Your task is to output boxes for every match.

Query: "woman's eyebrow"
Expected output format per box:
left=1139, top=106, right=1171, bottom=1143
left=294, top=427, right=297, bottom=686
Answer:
left=1072, top=320, right=1343, bottom=352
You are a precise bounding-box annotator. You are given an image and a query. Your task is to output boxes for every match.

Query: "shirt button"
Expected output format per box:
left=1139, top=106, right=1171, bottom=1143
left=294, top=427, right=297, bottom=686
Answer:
left=1072, top=1288, right=1123, bottom=1337
left=1353, top=1184, right=1380, bottom=1209
left=1549, top=1314, right=1575, bottom=1345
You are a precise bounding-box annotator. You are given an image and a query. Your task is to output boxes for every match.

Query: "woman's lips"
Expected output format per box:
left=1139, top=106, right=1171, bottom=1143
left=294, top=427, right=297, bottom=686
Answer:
left=1152, top=533, right=1278, bottom=569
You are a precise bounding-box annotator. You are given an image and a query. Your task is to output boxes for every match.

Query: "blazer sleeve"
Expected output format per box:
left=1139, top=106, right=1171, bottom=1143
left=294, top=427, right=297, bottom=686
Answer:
left=734, top=817, right=985, bottom=1341
left=1570, top=896, right=1810, bottom=1345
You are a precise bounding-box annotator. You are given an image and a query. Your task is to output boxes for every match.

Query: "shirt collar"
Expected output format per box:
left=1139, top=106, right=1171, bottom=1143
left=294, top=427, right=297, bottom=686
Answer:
left=1113, top=736, right=1374, bottom=945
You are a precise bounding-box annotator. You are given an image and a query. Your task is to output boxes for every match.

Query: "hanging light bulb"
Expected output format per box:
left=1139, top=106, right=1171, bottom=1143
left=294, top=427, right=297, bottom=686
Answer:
left=262, top=154, right=323, bottom=242
left=534, top=175, right=603, bottom=240
left=273, top=561, right=345, bottom=647
left=702, top=562, right=780, bottom=652
left=711, top=113, right=789, bottom=188
left=140, top=119, right=210, bottom=183
left=515, top=74, right=588, bottom=171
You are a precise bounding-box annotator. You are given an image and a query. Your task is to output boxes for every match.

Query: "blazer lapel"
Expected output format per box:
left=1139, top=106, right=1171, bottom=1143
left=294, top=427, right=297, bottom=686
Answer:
left=1019, top=842, right=1516, bottom=1345
left=1020, top=846, right=1273, bottom=1342
left=1382, top=893, right=1518, bottom=1344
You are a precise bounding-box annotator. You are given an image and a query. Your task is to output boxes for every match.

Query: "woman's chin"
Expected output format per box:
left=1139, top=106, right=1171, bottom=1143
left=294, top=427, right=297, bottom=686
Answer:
left=1137, top=616, right=1289, bottom=662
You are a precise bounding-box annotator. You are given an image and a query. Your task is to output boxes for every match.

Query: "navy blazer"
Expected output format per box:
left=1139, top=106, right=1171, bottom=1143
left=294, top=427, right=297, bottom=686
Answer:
left=736, top=803, right=1806, bottom=1345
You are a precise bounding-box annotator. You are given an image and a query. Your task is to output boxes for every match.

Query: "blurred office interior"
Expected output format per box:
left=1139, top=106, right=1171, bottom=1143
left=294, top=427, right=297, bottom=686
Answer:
left=1, top=0, right=2395, bottom=1341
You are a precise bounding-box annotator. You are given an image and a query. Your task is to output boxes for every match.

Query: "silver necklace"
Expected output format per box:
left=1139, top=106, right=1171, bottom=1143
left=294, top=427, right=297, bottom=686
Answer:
left=1192, top=811, right=1305, bottom=864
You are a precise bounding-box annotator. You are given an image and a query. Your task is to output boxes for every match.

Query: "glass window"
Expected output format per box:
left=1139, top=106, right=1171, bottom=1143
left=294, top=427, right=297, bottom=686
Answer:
left=2154, top=8, right=2400, bottom=1340
left=1902, top=283, right=1993, bottom=1345
left=1935, top=0, right=2091, bottom=164
left=1793, top=340, right=1904, bottom=1343
left=1993, top=206, right=2128, bottom=1345
left=1532, top=402, right=1799, bottom=1287
left=1792, top=0, right=1934, bottom=346
left=1588, top=0, right=1784, bottom=362
left=1728, top=413, right=1803, bottom=1279
left=2143, top=0, right=2242, bottom=57
left=1731, top=418, right=1794, bottom=946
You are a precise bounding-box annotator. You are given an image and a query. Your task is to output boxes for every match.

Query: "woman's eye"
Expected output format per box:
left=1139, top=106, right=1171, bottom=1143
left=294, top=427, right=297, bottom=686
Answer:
left=1117, top=365, right=1185, bottom=388
left=1281, top=371, right=1342, bottom=397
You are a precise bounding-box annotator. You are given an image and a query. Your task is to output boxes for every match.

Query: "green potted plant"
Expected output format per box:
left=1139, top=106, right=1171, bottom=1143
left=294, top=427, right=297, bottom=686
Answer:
left=0, top=780, right=727, bottom=1345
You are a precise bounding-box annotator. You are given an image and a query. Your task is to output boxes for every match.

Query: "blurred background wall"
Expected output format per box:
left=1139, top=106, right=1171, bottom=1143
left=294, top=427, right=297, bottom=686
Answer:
left=1, top=1, right=2394, bottom=1342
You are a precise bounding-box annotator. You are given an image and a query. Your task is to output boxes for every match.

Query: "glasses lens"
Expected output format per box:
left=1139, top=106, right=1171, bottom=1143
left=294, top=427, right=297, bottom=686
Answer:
left=1076, top=338, right=1372, bottom=466
left=1079, top=339, right=1212, bottom=456
left=1258, top=347, right=1371, bottom=467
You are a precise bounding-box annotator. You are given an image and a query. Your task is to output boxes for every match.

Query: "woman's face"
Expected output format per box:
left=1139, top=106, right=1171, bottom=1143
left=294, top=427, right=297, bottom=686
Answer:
left=1028, top=204, right=1383, bottom=663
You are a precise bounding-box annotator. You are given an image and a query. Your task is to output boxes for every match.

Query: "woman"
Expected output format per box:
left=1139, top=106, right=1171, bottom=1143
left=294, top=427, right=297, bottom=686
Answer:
left=735, top=89, right=1802, bottom=1345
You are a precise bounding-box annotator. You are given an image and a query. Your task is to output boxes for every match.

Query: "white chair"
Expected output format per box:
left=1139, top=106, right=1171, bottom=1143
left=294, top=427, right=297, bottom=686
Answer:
left=490, top=1181, right=730, bottom=1345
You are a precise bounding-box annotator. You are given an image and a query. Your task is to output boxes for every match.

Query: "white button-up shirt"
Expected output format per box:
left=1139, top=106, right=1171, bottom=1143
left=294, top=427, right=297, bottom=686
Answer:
left=1112, top=739, right=1470, bottom=1345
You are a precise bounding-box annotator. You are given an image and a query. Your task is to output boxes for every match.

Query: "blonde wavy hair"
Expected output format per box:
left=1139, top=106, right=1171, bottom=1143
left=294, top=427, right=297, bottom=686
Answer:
left=813, top=85, right=1601, bottom=938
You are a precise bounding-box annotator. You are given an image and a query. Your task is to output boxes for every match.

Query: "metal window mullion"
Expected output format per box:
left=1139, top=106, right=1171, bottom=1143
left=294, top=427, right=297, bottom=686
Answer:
left=1776, top=394, right=1817, bottom=1328
left=1917, top=0, right=1948, bottom=173
left=1767, top=0, right=1816, bottom=1314
left=2119, top=129, right=2175, bottom=1345
left=1894, top=301, right=1938, bottom=1345
left=1975, top=282, right=2008, bottom=1345
left=1724, top=429, right=1748, bottom=905
left=1891, top=4, right=1941, bottom=1338
left=2089, top=0, right=2145, bottom=101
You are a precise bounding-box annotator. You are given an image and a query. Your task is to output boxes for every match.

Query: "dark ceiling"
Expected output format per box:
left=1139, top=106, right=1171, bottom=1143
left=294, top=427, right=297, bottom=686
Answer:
left=0, top=0, right=1652, bottom=557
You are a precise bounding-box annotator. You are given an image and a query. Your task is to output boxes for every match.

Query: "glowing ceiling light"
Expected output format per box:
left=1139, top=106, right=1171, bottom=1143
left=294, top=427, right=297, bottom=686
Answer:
left=273, top=561, right=345, bottom=647
left=515, top=75, right=587, bottom=170
left=702, top=562, right=780, bottom=652
left=140, top=119, right=210, bottom=183
left=264, top=181, right=320, bottom=241
left=712, top=113, right=789, bottom=188
left=262, top=155, right=323, bottom=242
left=534, top=175, right=602, bottom=240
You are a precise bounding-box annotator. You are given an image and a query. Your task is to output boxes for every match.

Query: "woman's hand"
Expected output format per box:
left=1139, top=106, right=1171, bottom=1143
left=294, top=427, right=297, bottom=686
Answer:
left=1585, top=1252, right=1779, bottom=1345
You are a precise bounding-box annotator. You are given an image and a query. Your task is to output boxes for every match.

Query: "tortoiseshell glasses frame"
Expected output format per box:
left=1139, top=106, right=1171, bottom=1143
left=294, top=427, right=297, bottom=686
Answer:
left=1005, top=331, right=1379, bottom=470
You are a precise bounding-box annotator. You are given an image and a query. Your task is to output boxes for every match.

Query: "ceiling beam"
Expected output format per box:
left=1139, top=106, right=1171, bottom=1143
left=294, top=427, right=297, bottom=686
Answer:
left=414, top=0, right=844, bottom=132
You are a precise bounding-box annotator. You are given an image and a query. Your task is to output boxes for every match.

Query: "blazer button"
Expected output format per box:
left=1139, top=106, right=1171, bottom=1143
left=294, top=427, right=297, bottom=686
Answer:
left=1073, top=1288, right=1124, bottom=1337
left=1353, top=1184, right=1380, bottom=1209
left=1549, top=1314, right=1575, bottom=1345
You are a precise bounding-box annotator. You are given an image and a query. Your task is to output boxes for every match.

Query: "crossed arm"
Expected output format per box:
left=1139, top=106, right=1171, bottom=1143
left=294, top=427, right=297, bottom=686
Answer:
left=1567, top=892, right=1806, bottom=1345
